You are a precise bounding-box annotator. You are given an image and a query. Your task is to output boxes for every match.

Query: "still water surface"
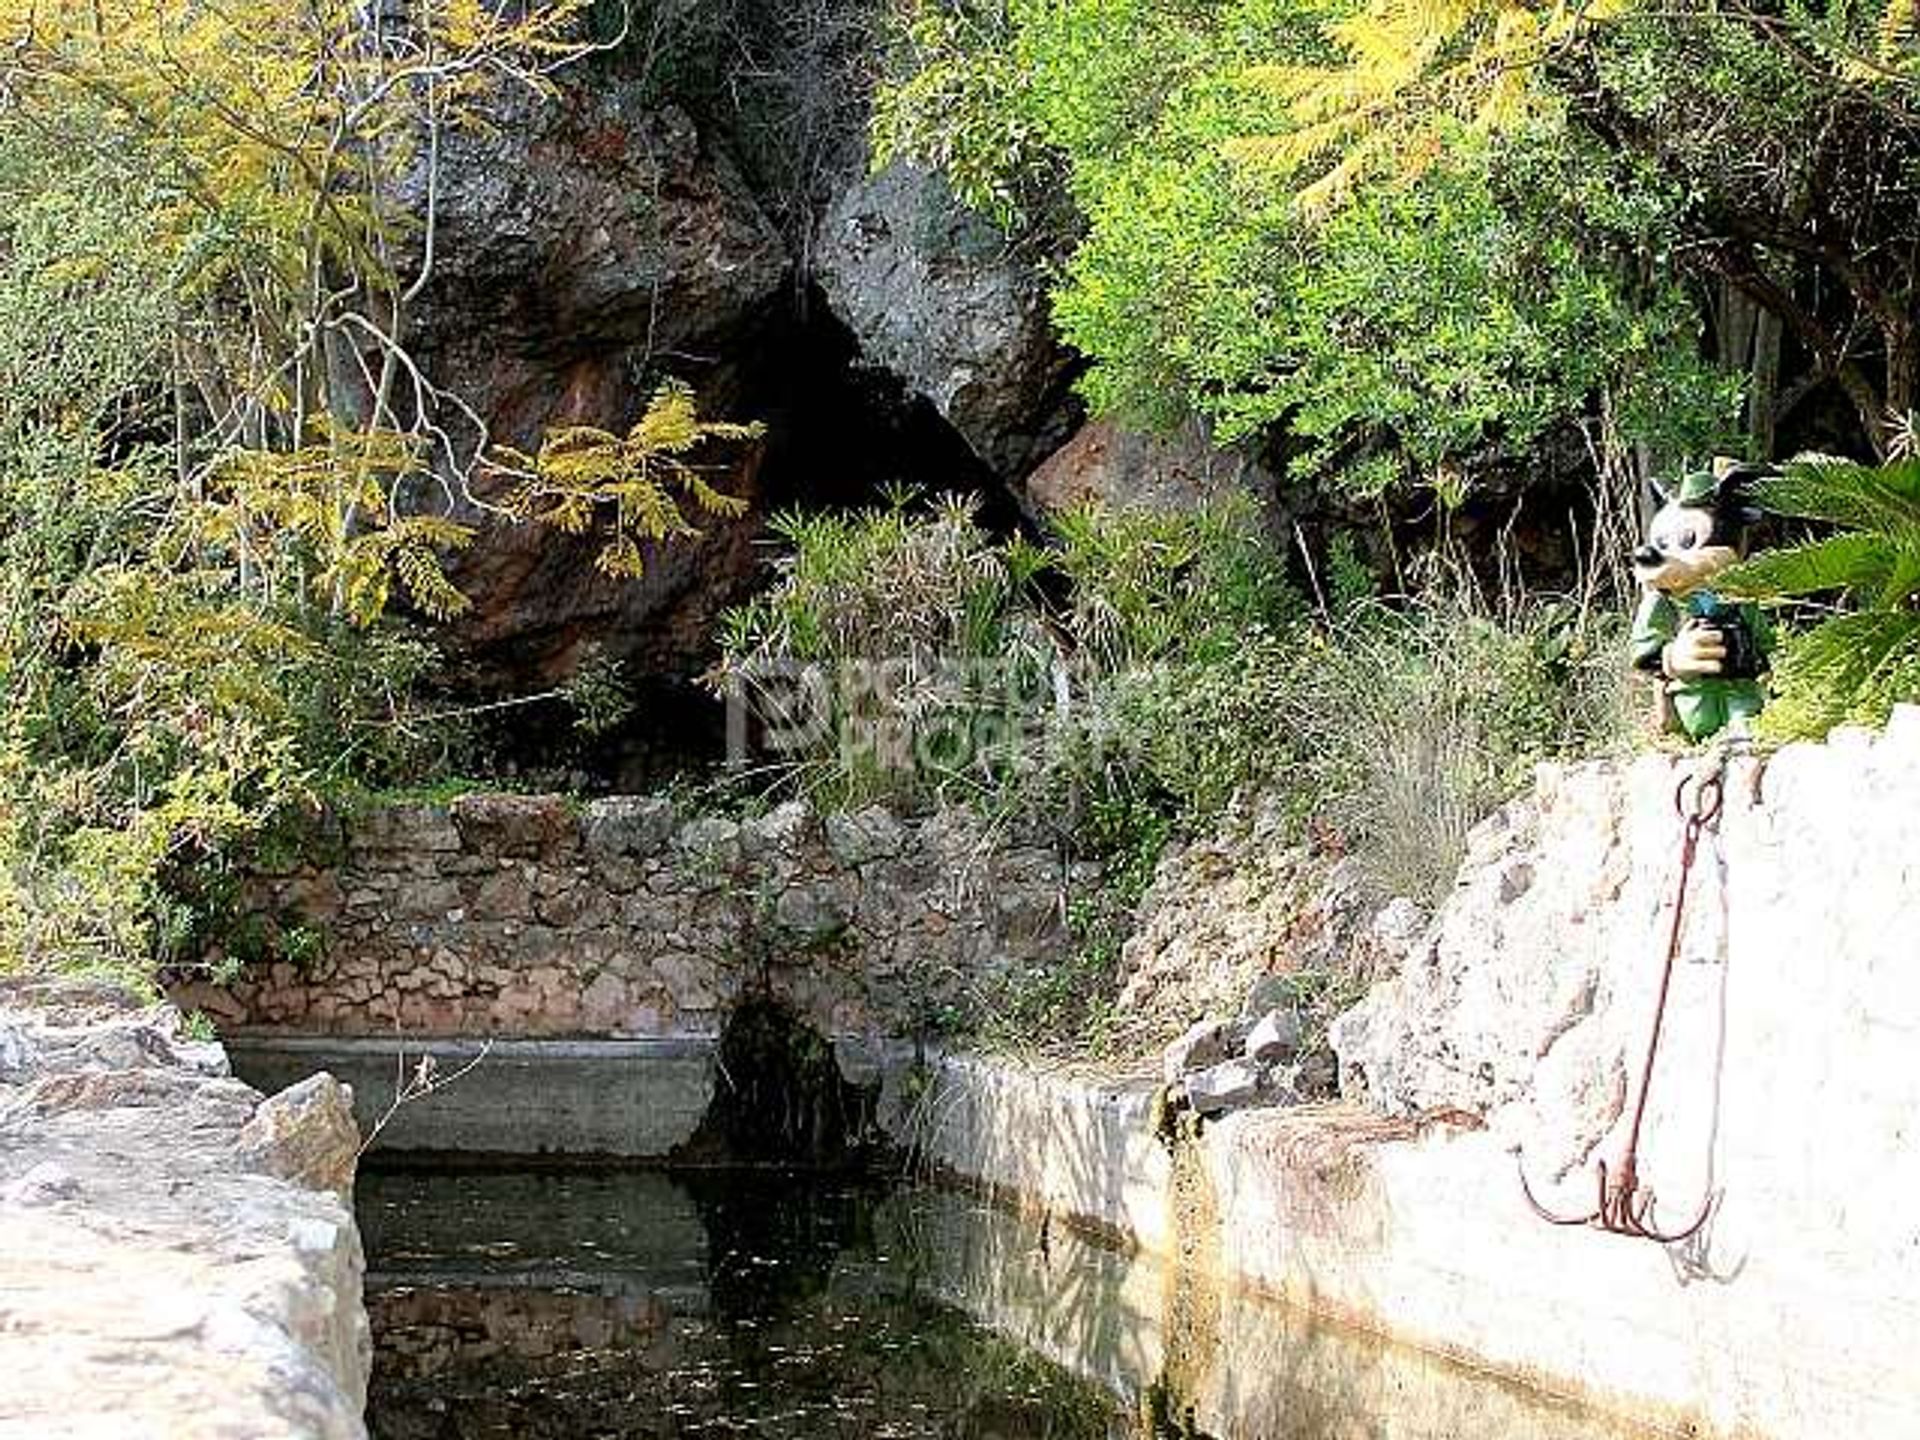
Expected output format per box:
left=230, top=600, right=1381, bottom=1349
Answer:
left=358, top=1168, right=1650, bottom=1440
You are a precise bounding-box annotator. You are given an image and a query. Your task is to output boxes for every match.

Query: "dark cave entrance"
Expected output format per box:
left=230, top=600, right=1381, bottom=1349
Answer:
left=671, top=998, right=888, bottom=1170
left=469, top=286, right=1021, bottom=790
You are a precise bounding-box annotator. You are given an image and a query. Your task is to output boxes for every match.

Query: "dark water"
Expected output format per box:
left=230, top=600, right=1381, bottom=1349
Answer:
left=359, top=1169, right=1134, bottom=1440
left=358, top=1168, right=1654, bottom=1440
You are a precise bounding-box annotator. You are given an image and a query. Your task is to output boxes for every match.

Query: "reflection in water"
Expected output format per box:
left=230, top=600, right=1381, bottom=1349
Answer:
left=359, top=1170, right=1655, bottom=1440
left=360, top=1169, right=1126, bottom=1439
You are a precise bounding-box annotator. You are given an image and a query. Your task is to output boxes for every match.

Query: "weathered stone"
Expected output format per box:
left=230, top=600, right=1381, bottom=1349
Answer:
left=581, top=796, right=678, bottom=858
left=1327, top=722, right=1920, bottom=1178
left=451, top=793, right=578, bottom=858
left=771, top=883, right=853, bottom=950
left=173, top=791, right=1076, bottom=1048
left=1185, top=1058, right=1264, bottom=1116
left=400, top=90, right=787, bottom=693
left=1245, top=1007, right=1306, bottom=1065
left=738, top=800, right=814, bottom=853
left=471, top=869, right=534, bottom=922
left=0, top=1019, right=36, bottom=1080
left=387, top=878, right=463, bottom=923
left=1163, top=1018, right=1235, bottom=1084
left=1, top=1159, right=84, bottom=1206
left=1281, top=1049, right=1338, bottom=1102
left=0, top=988, right=370, bottom=1437
left=824, top=807, right=907, bottom=867
left=814, top=161, right=1074, bottom=477
left=1024, top=414, right=1277, bottom=519
left=1118, top=800, right=1381, bottom=1057
left=535, top=884, right=595, bottom=927
left=350, top=803, right=460, bottom=856
left=238, top=1073, right=361, bottom=1198
left=674, top=815, right=742, bottom=870
left=279, top=870, right=349, bottom=923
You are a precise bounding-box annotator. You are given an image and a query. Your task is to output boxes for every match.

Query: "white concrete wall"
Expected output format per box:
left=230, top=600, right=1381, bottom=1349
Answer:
left=910, top=711, right=1920, bottom=1439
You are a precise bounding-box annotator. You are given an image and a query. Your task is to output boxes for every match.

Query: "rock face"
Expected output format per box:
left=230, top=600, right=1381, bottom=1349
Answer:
left=0, top=983, right=369, bottom=1439
left=393, top=84, right=790, bottom=689
left=1110, top=800, right=1410, bottom=1057
left=172, top=793, right=1076, bottom=1044
left=1333, top=709, right=1920, bottom=1184
left=1023, top=415, right=1278, bottom=518
left=813, top=162, right=1076, bottom=477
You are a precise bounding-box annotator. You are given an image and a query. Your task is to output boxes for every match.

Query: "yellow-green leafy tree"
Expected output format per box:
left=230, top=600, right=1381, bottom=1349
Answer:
left=0, top=0, right=760, bottom=983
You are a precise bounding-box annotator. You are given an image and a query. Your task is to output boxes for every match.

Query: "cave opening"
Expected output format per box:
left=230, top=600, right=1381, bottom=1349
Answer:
left=671, top=997, right=889, bottom=1170
left=465, top=285, right=1024, bottom=792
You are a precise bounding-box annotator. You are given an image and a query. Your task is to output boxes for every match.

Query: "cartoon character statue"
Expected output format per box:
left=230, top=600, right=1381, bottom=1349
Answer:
left=1630, top=458, right=1773, bottom=741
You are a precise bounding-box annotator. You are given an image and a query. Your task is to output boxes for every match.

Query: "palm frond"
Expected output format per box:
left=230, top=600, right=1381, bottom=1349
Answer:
left=1759, top=458, right=1920, bottom=532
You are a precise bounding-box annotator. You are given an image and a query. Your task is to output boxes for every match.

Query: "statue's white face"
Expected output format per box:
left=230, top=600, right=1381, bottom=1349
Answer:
left=1633, top=502, right=1738, bottom=595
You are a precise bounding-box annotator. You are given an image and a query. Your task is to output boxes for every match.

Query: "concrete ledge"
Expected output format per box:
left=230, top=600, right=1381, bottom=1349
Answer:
left=227, top=1037, right=718, bottom=1158
left=905, top=1052, right=1920, bottom=1440
left=904, top=1054, right=1174, bottom=1252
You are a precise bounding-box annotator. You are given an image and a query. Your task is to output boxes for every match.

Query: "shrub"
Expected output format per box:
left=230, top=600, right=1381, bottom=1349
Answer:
left=1718, top=456, right=1920, bottom=741
left=716, top=493, right=1632, bottom=1055
left=0, top=4, right=756, bottom=986
left=710, top=491, right=1301, bottom=818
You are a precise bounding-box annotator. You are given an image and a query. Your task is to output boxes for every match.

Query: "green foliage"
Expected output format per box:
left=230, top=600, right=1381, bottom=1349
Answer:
left=0, top=1, right=744, bottom=987
left=717, top=498, right=1628, bottom=1051
left=874, top=0, right=1738, bottom=495
left=711, top=490, right=1300, bottom=814
left=1718, top=458, right=1920, bottom=739
left=495, top=383, right=761, bottom=581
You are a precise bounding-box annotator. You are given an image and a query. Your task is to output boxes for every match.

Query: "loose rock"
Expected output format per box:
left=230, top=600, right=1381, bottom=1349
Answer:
left=1163, top=1018, right=1235, bottom=1084
left=238, top=1073, right=361, bottom=1199
left=1245, top=1007, right=1306, bottom=1065
left=1186, top=1058, right=1264, bottom=1116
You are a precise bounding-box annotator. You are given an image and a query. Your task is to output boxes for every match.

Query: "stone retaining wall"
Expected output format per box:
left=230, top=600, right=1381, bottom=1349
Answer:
left=175, top=794, right=1075, bottom=1043
left=0, top=983, right=368, bottom=1440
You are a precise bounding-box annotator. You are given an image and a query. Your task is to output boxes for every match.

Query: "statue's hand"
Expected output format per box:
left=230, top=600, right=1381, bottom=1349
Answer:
left=1663, top=619, right=1726, bottom=679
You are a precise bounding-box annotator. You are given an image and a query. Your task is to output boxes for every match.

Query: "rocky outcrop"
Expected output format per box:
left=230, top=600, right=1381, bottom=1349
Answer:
left=1108, top=801, right=1420, bottom=1059
left=911, top=718, right=1920, bottom=1440
left=0, top=983, right=368, bottom=1440
left=393, top=84, right=790, bottom=689
left=814, top=162, right=1077, bottom=477
left=1023, top=415, right=1278, bottom=519
left=173, top=793, right=1076, bottom=1044
left=1333, top=709, right=1920, bottom=1181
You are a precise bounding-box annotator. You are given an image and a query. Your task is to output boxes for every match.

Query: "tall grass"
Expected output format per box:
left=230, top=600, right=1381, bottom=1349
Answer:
left=712, top=493, right=1636, bottom=1048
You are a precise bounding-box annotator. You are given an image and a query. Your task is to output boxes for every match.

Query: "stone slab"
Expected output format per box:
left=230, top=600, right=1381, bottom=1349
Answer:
left=0, top=989, right=369, bottom=1440
left=227, top=1037, right=718, bottom=1159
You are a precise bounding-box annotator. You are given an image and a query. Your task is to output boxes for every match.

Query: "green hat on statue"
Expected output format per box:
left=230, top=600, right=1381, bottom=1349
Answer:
left=1673, top=468, right=1718, bottom=506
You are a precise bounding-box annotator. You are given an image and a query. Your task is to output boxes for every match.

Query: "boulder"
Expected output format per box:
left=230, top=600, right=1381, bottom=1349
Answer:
left=392, top=86, right=790, bottom=690
left=1024, top=415, right=1277, bottom=518
left=813, top=161, right=1076, bottom=477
